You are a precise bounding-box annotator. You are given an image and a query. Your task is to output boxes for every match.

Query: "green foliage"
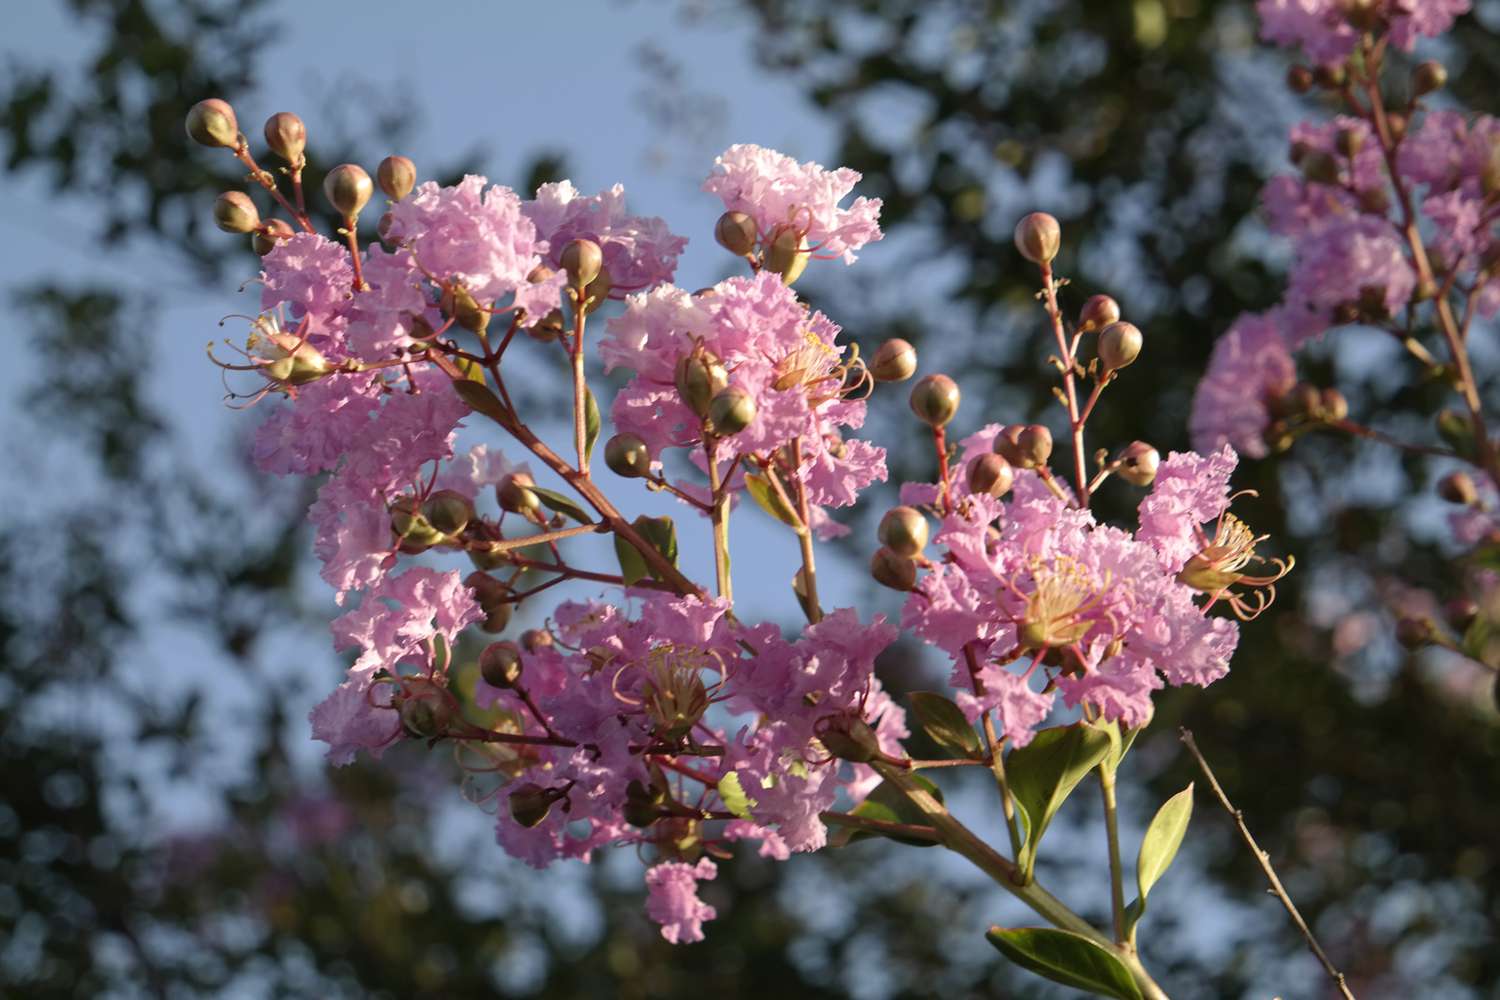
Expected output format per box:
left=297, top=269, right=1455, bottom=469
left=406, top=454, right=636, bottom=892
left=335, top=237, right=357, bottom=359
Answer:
left=986, top=927, right=1142, bottom=999
left=908, top=691, right=982, bottom=759
left=1007, top=724, right=1114, bottom=878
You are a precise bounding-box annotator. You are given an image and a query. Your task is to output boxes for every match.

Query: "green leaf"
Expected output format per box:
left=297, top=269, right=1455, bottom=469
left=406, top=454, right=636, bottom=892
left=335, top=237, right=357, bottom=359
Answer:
left=744, top=472, right=801, bottom=527
left=1096, top=718, right=1141, bottom=776
left=451, top=379, right=513, bottom=429
left=717, top=772, right=756, bottom=820
left=583, top=387, right=601, bottom=466
left=834, top=773, right=944, bottom=848
left=530, top=486, right=592, bottom=525
left=1463, top=615, right=1499, bottom=668
left=632, top=515, right=679, bottom=580
left=613, top=532, right=649, bottom=586
left=1007, top=724, right=1114, bottom=875
left=1136, top=783, right=1193, bottom=903
left=909, top=692, right=982, bottom=759
left=986, top=927, right=1143, bottom=1000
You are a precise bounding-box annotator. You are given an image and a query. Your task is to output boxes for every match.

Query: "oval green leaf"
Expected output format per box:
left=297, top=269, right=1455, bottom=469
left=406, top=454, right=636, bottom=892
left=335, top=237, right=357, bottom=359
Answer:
left=909, top=691, right=982, bottom=759
left=530, top=486, right=592, bottom=525
left=1136, top=783, right=1193, bottom=903
left=1007, top=724, right=1114, bottom=875
left=986, top=927, right=1143, bottom=1000
left=583, top=386, right=601, bottom=465
left=837, top=773, right=944, bottom=848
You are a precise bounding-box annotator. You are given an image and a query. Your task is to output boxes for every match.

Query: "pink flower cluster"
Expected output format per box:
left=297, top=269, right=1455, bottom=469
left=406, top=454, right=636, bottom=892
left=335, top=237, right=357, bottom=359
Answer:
left=1257, top=0, right=1469, bottom=65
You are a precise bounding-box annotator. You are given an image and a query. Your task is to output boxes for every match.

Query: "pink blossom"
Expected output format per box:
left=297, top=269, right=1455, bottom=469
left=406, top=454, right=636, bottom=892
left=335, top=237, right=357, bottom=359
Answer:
left=1257, top=0, right=1469, bottom=64
left=1263, top=119, right=1386, bottom=238
left=703, top=144, right=883, bottom=264
left=261, top=233, right=353, bottom=321
left=644, top=858, right=718, bottom=943
left=1137, top=445, right=1239, bottom=575
left=1284, top=216, right=1415, bottom=343
left=1190, top=313, right=1298, bottom=460
left=524, top=181, right=687, bottom=294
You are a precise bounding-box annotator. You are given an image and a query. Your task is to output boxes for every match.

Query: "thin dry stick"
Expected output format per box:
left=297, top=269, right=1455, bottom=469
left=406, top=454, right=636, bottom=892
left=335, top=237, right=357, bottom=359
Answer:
left=1179, top=728, right=1356, bottom=1000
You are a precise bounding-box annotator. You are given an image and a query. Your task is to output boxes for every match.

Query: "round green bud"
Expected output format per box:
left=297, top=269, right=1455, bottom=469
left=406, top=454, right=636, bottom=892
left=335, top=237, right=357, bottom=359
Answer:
left=479, top=640, right=524, bottom=689
left=252, top=218, right=295, bottom=256
left=1386, top=112, right=1408, bottom=142
left=212, top=191, right=260, bottom=234
left=1445, top=597, right=1479, bottom=632
left=878, top=506, right=929, bottom=557
left=967, top=452, right=1015, bottom=497
left=1016, top=424, right=1054, bottom=469
left=1394, top=616, right=1433, bottom=651
left=389, top=496, right=444, bottom=550
left=992, top=425, right=1025, bottom=465
left=1318, top=387, right=1349, bottom=423
left=1098, top=321, right=1143, bottom=371
left=1013, top=211, right=1061, bottom=265
left=422, top=489, right=474, bottom=536
left=714, top=210, right=758, bottom=256
left=1342, top=0, right=1381, bottom=31
left=674, top=350, right=729, bottom=419
left=262, top=112, right=306, bottom=164
left=581, top=265, right=613, bottom=313
left=764, top=227, right=810, bottom=285
left=560, top=238, right=603, bottom=289
left=1438, top=470, right=1479, bottom=506
left=441, top=282, right=490, bottom=334
left=604, top=433, right=652, bottom=478
left=1116, top=441, right=1160, bottom=487
left=870, top=547, right=918, bottom=591
left=816, top=715, right=879, bottom=764
left=398, top=691, right=450, bottom=740
left=496, top=472, right=540, bottom=515
left=1287, top=65, right=1314, bottom=94
left=508, top=783, right=557, bottom=828
left=909, top=373, right=960, bottom=427
left=708, top=385, right=756, bottom=436
left=521, top=629, right=554, bottom=653
left=1313, top=64, right=1346, bottom=89
left=870, top=338, right=918, bottom=383
left=1336, top=127, right=1364, bottom=159
left=1299, top=150, right=1341, bottom=186
left=323, top=163, right=373, bottom=218
left=1078, top=294, right=1120, bottom=334
left=185, top=98, right=239, bottom=149
left=377, top=155, right=416, bottom=202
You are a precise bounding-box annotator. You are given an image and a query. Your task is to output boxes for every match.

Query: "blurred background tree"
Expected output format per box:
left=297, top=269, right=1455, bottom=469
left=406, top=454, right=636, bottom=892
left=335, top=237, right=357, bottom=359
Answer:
left=1, top=0, right=1496, bottom=997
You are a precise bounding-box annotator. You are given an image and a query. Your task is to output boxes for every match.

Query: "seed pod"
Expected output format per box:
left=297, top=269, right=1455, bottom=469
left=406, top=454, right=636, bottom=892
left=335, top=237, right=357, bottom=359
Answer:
left=1098, top=321, right=1143, bottom=371
left=714, top=210, right=758, bottom=256
left=398, top=691, right=450, bottom=740
left=479, top=640, right=524, bottom=689
left=967, top=453, right=1015, bottom=497
left=1438, top=471, right=1479, bottom=505
left=252, top=218, right=295, bottom=256
left=909, top=373, right=960, bottom=427
left=1014, top=212, right=1061, bottom=264
left=213, top=191, right=260, bottom=234
left=376, top=155, right=416, bottom=201
left=708, top=385, right=756, bottom=436
left=422, top=489, right=474, bottom=536
left=185, top=98, right=239, bottom=148
left=496, top=472, right=540, bottom=515
left=870, top=338, right=918, bottom=383
left=764, top=227, right=810, bottom=285
left=870, top=547, right=918, bottom=591
left=1016, top=424, right=1054, bottom=469
left=992, top=425, right=1025, bottom=465
left=604, top=433, right=652, bottom=478
left=674, top=350, right=729, bottom=419
left=390, top=496, right=444, bottom=550
left=560, top=238, right=603, bottom=289
left=323, top=163, right=373, bottom=218
left=1116, top=441, right=1160, bottom=487
left=263, top=112, right=306, bottom=164
left=878, top=506, right=929, bottom=556
left=1077, top=294, right=1120, bottom=334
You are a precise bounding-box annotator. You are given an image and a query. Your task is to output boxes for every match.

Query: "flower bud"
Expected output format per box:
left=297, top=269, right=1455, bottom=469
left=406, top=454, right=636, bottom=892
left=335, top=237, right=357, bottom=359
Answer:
left=1014, top=212, right=1061, bottom=265
left=1437, top=409, right=1477, bottom=458
left=714, top=210, right=758, bottom=256
left=674, top=349, right=729, bottom=420
left=185, top=98, right=239, bottom=148
left=1016, top=424, right=1054, bottom=469
left=1116, top=441, right=1160, bottom=487
left=1318, top=387, right=1349, bottom=423
left=373, top=154, right=416, bottom=202
left=1342, top=0, right=1381, bottom=31
left=1438, top=471, right=1479, bottom=505
left=323, top=163, right=373, bottom=218
left=1386, top=112, right=1408, bottom=142
left=560, top=238, right=603, bottom=289
left=422, top=489, right=474, bottom=536
left=521, top=629, right=554, bottom=653
left=252, top=218, right=294, bottom=256
left=398, top=688, right=452, bottom=740
left=1336, top=127, right=1364, bottom=158
left=479, top=640, right=524, bottom=689
left=870, top=338, right=918, bottom=383
left=466, top=571, right=514, bottom=633
left=496, top=472, right=540, bottom=515
left=1287, top=65, right=1314, bottom=94
left=870, top=547, right=918, bottom=591
left=909, top=373, right=960, bottom=427
left=1483, top=145, right=1500, bottom=197
left=390, top=496, right=444, bottom=550
left=623, top=780, right=666, bottom=828
left=1097, top=321, right=1142, bottom=371
left=604, top=433, right=652, bottom=478
left=440, top=282, right=490, bottom=334
left=1299, top=150, right=1341, bottom=186
left=878, top=506, right=929, bottom=556
left=992, top=425, right=1025, bottom=465
left=816, top=714, right=880, bottom=763
left=262, top=112, right=306, bottom=164
left=1411, top=60, right=1447, bottom=96
left=764, top=227, right=810, bottom=285
left=1445, top=597, right=1479, bottom=632
left=967, top=453, right=1014, bottom=497
left=1394, top=616, right=1434, bottom=650
left=1313, top=64, right=1347, bottom=89
left=1078, top=294, right=1121, bottom=334
left=708, top=385, right=756, bottom=436
left=581, top=265, right=613, bottom=312
left=212, top=191, right=260, bottom=234
left=509, top=783, right=559, bottom=828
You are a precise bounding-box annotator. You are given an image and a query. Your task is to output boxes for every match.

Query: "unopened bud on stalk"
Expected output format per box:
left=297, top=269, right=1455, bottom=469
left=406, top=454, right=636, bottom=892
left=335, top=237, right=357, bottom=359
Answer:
left=423, top=489, right=474, bottom=536
left=1014, top=212, right=1061, bottom=265
left=323, top=163, right=373, bottom=217
left=1341, top=0, right=1382, bottom=31
left=1336, top=127, right=1364, bottom=158
left=870, top=338, right=918, bottom=382
left=561, top=238, right=603, bottom=289
left=581, top=266, right=613, bottom=312
left=816, top=714, right=880, bottom=763
left=1412, top=60, right=1447, bottom=96
left=909, top=373, right=960, bottom=427
left=623, top=780, right=666, bottom=828
left=376, top=155, right=416, bottom=201
left=675, top=349, right=729, bottom=419
left=1299, top=150, right=1341, bottom=186
left=398, top=688, right=452, bottom=740
left=1098, top=321, right=1143, bottom=371
left=1318, top=388, right=1349, bottom=423
left=870, top=547, right=918, bottom=591
left=1116, top=441, right=1160, bottom=486
left=497, top=472, right=541, bottom=515
left=1078, top=294, right=1120, bottom=334
left=213, top=191, right=260, bottom=234
left=1483, top=145, right=1500, bottom=196
left=993, top=425, right=1025, bottom=465
left=1438, top=471, right=1479, bottom=505
left=878, top=506, right=929, bottom=556
left=479, top=640, right=524, bottom=689
left=1394, top=616, right=1434, bottom=650
left=1313, top=64, right=1346, bottom=89
left=1436, top=409, right=1476, bottom=457
left=522, top=629, right=553, bottom=653
left=252, top=218, right=294, bottom=255
left=714, top=210, right=758, bottom=256
left=708, top=385, right=756, bottom=435
left=509, top=783, right=559, bottom=828
left=262, top=112, right=306, bottom=163
left=604, top=433, right=652, bottom=478
left=968, top=453, right=1015, bottom=497
left=442, top=283, right=490, bottom=334
left=389, top=497, right=444, bottom=551
left=185, top=98, right=239, bottom=148
left=1287, top=65, right=1314, bottom=93
left=1016, top=425, right=1054, bottom=469
left=465, top=571, right=515, bottom=633
left=1445, top=596, right=1479, bottom=631
left=1386, top=112, right=1408, bottom=142
left=764, top=227, right=810, bottom=285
